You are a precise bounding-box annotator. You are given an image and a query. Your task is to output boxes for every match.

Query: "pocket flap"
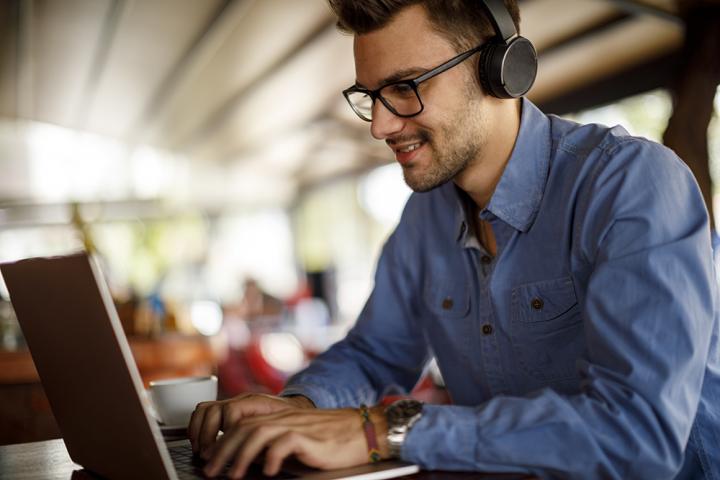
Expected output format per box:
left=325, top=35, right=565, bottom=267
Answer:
left=424, top=279, right=471, bottom=319
left=512, top=276, right=578, bottom=323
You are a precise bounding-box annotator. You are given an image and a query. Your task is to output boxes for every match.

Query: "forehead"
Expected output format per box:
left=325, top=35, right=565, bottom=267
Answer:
left=352, top=4, right=457, bottom=88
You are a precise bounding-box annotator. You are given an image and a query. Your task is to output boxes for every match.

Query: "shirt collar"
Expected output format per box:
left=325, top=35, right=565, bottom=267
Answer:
left=486, top=98, right=551, bottom=232
left=453, top=98, right=551, bottom=240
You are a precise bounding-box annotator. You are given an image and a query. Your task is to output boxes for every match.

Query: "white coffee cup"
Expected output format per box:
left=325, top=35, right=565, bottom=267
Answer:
left=148, top=375, right=218, bottom=427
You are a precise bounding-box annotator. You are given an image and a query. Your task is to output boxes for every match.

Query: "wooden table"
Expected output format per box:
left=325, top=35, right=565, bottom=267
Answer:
left=0, top=439, right=532, bottom=479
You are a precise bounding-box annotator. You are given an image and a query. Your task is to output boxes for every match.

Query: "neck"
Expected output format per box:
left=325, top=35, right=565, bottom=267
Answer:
left=454, top=98, right=522, bottom=209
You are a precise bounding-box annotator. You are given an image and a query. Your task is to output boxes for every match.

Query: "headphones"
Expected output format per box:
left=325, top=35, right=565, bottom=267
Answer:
left=476, top=0, right=537, bottom=98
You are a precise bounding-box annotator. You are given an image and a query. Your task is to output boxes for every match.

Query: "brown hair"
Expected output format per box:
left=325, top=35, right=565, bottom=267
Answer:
left=327, top=0, right=520, bottom=52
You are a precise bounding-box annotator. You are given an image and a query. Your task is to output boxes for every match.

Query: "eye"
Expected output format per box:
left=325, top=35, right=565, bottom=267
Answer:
left=385, top=82, right=415, bottom=98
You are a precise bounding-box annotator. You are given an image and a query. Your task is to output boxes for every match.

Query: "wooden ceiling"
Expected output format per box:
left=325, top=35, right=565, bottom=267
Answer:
left=0, top=0, right=684, bottom=211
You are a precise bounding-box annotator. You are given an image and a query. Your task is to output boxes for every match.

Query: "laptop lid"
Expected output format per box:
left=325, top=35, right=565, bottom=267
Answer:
left=0, top=252, right=177, bottom=479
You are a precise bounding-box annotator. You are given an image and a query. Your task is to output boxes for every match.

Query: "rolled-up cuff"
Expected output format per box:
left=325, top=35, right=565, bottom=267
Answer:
left=279, top=384, right=339, bottom=409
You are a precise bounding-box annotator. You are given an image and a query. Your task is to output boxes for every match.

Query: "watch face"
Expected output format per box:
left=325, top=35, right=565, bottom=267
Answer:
left=387, top=399, right=423, bottom=424
left=386, top=399, right=424, bottom=458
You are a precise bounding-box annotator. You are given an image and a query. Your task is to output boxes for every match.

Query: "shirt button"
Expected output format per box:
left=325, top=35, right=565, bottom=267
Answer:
left=481, top=255, right=492, bottom=264
left=442, top=297, right=454, bottom=310
left=481, top=324, right=493, bottom=335
left=531, top=298, right=544, bottom=310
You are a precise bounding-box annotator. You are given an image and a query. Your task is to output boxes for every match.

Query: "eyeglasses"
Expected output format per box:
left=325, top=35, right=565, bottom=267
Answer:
left=342, top=43, right=483, bottom=122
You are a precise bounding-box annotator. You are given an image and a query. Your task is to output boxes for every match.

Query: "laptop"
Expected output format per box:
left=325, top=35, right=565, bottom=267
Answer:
left=0, top=252, right=419, bottom=480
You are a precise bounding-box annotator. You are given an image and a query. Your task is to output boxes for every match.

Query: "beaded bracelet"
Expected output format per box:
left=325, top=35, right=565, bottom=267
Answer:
left=359, top=404, right=381, bottom=463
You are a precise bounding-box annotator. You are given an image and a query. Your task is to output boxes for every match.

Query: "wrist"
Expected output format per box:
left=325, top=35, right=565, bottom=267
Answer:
left=369, top=405, right=390, bottom=459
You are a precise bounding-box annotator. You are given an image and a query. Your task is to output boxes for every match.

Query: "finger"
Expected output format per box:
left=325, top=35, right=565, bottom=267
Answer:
left=187, top=403, right=209, bottom=453
left=225, top=424, right=286, bottom=479
left=203, top=422, right=259, bottom=478
left=262, top=431, right=306, bottom=476
left=220, top=401, right=245, bottom=433
left=198, top=405, right=224, bottom=459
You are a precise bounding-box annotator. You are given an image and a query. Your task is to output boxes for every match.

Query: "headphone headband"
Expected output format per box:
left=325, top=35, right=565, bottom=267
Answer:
left=478, top=0, right=517, bottom=43
left=474, top=0, right=538, bottom=98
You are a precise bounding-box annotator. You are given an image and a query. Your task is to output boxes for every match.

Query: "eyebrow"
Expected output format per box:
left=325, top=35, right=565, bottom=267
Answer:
left=355, top=67, right=427, bottom=90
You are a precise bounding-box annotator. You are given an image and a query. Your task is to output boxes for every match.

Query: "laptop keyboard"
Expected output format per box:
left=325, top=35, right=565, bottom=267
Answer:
left=169, top=443, right=299, bottom=479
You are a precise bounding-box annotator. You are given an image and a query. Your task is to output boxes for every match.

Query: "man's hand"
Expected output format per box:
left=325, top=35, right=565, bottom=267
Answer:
left=201, top=405, right=389, bottom=479
left=188, top=393, right=314, bottom=458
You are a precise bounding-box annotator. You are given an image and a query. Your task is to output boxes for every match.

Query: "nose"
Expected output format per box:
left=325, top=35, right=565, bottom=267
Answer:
left=370, top=100, right=405, bottom=140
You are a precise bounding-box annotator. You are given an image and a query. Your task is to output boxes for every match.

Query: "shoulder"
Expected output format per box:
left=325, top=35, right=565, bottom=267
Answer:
left=541, top=116, right=706, bottom=257
left=545, top=116, right=693, bottom=200
left=551, top=115, right=686, bottom=176
left=560, top=126, right=708, bottom=260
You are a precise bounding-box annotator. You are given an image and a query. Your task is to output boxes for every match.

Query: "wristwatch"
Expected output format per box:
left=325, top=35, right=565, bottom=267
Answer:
left=385, top=399, right=424, bottom=458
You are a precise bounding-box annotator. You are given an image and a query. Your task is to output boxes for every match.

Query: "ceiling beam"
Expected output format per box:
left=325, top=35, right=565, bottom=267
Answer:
left=529, top=15, right=683, bottom=105
left=129, top=0, right=256, bottom=145
left=0, top=0, right=21, bottom=118
left=520, top=0, right=626, bottom=53
left=16, top=0, right=33, bottom=119
left=605, top=0, right=681, bottom=22
left=72, top=0, right=127, bottom=130
left=536, top=12, right=630, bottom=56
left=538, top=50, right=681, bottom=114
left=174, top=16, right=337, bottom=155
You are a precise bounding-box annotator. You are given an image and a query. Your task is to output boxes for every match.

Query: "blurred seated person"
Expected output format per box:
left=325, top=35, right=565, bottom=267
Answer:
left=217, top=279, right=285, bottom=396
left=233, top=278, right=283, bottom=322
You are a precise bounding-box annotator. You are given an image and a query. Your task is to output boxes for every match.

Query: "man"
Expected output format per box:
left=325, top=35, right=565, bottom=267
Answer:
left=189, top=1, right=720, bottom=478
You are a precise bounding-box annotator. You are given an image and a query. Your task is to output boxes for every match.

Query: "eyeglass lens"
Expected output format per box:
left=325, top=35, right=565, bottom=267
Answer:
left=346, top=83, right=422, bottom=121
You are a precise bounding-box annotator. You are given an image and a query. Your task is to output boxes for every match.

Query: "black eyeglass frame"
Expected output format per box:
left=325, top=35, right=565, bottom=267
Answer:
left=342, top=43, right=484, bottom=122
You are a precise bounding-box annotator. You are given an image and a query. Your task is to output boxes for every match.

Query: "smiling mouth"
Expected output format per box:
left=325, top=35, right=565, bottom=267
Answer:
left=396, top=142, right=423, bottom=153
left=388, top=130, right=431, bottom=154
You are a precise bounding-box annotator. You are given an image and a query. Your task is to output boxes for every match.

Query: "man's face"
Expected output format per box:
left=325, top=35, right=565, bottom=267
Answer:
left=353, top=4, right=489, bottom=192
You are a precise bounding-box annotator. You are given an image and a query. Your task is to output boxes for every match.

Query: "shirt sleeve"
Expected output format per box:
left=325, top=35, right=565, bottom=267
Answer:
left=281, top=224, right=431, bottom=409
left=402, top=140, right=717, bottom=479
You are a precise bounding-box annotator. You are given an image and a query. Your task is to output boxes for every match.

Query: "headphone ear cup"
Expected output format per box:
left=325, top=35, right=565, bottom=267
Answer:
left=501, top=37, right=537, bottom=98
left=478, top=37, right=538, bottom=99
left=478, top=41, right=507, bottom=98
left=478, top=42, right=497, bottom=97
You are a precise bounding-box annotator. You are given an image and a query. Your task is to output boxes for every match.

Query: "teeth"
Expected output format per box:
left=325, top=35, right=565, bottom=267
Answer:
left=398, top=143, right=421, bottom=153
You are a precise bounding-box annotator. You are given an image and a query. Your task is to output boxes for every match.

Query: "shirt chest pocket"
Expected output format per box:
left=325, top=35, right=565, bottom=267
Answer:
left=510, top=276, right=584, bottom=382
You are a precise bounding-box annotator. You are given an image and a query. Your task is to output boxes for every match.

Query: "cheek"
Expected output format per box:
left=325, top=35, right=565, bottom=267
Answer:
left=421, top=88, right=476, bottom=130
left=412, top=105, right=453, bottom=135
left=418, top=111, right=455, bottom=146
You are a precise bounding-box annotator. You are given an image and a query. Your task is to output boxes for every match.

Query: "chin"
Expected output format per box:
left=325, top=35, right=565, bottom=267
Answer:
left=403, top=172, right=451, bottom=193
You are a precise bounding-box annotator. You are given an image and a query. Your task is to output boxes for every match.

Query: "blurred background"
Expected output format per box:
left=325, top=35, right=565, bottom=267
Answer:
left=0, top=0, right=718, bottom=444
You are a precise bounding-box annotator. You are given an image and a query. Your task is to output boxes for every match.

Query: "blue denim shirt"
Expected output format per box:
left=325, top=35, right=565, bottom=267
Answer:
left=282, top=99, right=720, bottom=479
